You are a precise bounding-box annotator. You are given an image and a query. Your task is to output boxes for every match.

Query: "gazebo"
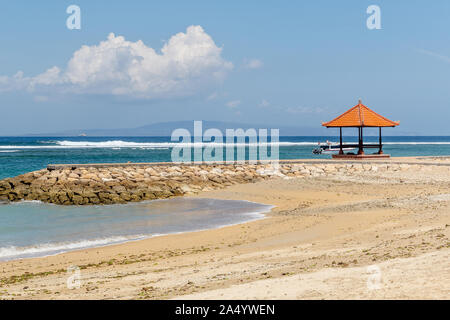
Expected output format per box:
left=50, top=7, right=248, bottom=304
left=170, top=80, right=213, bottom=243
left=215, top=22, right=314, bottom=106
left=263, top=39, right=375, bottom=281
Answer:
left=322, top=100, right=399, bottom=159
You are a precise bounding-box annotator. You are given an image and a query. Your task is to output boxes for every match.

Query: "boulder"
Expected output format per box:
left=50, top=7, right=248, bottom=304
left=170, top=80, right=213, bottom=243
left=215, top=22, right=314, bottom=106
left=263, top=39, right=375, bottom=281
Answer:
left=119, top=192, right=132, bottom=201
left=72, top=195, right=84, bottom=205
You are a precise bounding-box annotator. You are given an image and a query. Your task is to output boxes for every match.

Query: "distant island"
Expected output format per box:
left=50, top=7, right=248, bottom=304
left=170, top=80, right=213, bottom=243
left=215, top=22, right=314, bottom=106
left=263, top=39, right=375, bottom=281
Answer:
left=23, top=120, right=415, bottom=137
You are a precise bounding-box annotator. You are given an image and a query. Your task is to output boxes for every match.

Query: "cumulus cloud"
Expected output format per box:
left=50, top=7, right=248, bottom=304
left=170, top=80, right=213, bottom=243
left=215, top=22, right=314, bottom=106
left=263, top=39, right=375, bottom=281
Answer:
left=0, top=26, right=233, bottom=99
left=0, top=71, right=30, bottom=92
left=225, top=100, right=241, bottom=108
left=244, top=59, right=263, bottom=69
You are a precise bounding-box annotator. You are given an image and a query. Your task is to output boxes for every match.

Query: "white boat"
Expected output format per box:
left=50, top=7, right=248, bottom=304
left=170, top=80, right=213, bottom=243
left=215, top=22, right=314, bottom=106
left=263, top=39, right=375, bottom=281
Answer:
left=312, top=143, right=355, bottom=154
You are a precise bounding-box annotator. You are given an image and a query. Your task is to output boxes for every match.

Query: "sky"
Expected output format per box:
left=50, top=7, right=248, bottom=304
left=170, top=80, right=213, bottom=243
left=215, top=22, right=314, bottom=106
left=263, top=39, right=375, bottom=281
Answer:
left=1, top=0, right=450, bottom=135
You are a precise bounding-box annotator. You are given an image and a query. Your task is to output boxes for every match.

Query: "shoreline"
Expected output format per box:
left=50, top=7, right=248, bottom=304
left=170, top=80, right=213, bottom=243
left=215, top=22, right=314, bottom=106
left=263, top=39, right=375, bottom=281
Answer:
left=0, top=157, right=449, bottom=299
left=0, top=215, right=270, bottom=264
left=0, top=198, right=273, bottom=262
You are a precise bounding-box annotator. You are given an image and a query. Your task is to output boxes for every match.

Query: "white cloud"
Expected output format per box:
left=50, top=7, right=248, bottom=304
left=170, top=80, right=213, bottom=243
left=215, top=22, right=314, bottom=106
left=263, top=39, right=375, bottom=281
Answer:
left=226, top=100, right=241, bottom=108
left=206, top=92, right=219, bottom=101
left=259, top=99, right=270, bottom=107
left=244, top=59, right=263, bottom=69
left=0, top=26, right=233, bottom=99
left=0, top=71, right=30, bottom=92
left=417, top=48, right=450, bottom=64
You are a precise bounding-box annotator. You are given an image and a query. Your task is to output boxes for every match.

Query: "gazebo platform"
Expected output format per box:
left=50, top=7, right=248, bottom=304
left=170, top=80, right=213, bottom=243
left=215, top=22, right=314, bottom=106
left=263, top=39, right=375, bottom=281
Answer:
left=321, top=99, right=400, bottom=160
left=332, top=153, right=391, bottom=159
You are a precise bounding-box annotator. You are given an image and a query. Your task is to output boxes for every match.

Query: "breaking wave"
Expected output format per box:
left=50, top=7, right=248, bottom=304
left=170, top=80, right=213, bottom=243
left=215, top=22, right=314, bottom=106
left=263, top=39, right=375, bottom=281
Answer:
left=0, top=235, right=147, bottom=261
left=1, top=140, right=449, bottom=150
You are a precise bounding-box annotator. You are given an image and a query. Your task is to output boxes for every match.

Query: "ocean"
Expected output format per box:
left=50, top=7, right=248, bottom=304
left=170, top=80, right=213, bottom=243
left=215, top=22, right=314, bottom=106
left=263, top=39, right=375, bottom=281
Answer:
left=1, top=135, right=449, bottom=261
left=2, top=136, right=450, bottom=179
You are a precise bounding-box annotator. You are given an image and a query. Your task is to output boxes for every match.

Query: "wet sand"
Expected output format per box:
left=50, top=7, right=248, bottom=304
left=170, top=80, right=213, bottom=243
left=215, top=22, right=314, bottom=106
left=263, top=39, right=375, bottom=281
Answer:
left=0, top=160, right=449, bottom=299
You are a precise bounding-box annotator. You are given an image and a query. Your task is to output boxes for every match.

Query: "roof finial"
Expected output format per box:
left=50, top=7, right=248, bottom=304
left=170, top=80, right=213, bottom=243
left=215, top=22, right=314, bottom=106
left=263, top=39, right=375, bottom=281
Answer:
left=358, top=99, right=362, bottom=105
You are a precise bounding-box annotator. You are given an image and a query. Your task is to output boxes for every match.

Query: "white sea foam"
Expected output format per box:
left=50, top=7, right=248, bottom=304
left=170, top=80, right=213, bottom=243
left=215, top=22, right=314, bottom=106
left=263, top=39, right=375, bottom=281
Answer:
left=55, top=140, right=172, bottom=147
left=382, top=142, right=450, bottom=145
left=1, top=140, right=448, bottom=149
left=15, top=200, right=44, bottom=204
left=0, top=235, right=147, bottom=261
left=53, top=140, right=308, bottom=148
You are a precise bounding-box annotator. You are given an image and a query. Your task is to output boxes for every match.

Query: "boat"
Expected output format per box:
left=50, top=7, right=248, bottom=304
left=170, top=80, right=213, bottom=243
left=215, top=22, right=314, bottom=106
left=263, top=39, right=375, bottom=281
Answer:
left=312, top=142, right=355, bottom=154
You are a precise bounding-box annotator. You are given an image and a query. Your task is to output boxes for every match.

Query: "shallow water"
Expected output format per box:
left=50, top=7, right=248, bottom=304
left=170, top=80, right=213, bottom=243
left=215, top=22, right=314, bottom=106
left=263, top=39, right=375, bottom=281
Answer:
left=0, top=198, right=273, bottom=261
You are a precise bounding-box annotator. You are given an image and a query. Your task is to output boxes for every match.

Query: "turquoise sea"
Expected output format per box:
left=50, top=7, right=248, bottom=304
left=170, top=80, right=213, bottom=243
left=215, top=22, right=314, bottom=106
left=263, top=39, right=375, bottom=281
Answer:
left=2, top=136, right=450, bottom=179
left=0, top=135, right=449, bottom=261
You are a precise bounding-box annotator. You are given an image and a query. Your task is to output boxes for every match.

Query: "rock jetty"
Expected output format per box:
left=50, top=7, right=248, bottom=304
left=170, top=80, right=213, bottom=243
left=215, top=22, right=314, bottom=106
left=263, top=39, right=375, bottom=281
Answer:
left=0, top=161, right=422, bottom=205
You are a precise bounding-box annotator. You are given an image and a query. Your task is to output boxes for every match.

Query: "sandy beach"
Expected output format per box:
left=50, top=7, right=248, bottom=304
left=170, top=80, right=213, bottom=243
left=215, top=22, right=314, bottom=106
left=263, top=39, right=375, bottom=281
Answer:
left=0, top=158, right=449, bottom=300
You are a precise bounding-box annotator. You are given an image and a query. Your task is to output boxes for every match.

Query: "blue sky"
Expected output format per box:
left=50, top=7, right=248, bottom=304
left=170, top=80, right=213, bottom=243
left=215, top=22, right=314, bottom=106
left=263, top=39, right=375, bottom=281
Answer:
left=1, top=0, right=450, bottom=135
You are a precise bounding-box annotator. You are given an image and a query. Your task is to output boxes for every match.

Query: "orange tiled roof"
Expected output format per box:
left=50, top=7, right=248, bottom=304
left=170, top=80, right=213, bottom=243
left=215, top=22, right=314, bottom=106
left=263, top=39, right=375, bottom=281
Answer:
left=322, top=101, right=399, bottom=127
